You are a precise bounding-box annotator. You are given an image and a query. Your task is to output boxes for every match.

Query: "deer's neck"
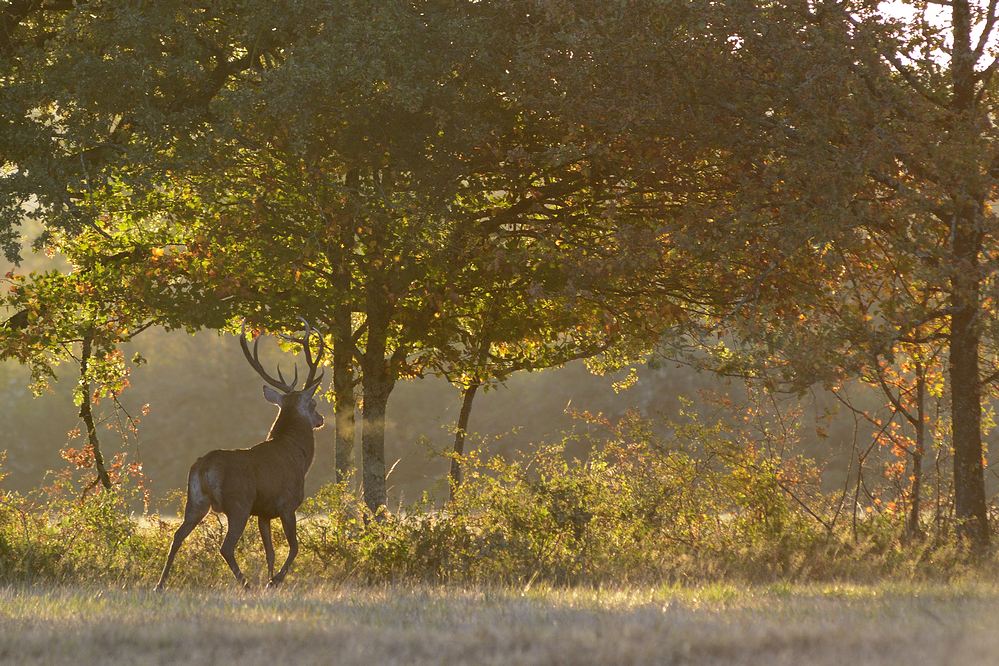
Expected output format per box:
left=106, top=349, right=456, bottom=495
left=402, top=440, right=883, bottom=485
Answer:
left=267, top=412, right=316, bottom=469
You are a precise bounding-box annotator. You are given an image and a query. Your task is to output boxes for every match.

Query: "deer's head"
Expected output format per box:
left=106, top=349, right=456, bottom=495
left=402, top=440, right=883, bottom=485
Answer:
left=240, top=317, right=327, bottom=429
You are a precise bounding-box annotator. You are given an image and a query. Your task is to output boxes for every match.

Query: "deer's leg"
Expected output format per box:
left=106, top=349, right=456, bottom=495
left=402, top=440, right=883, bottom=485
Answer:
left=155, top=496, right=209, bottom=591
left=219, top=510, right=251, bottom=588
left=258, top=516, right=275, bottom=579
left=268, top=512, right=298, bottom=587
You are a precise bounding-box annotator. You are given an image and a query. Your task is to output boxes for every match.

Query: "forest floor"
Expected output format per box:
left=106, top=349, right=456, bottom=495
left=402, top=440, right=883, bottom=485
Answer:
left=0, top=581, right=996, bottom=665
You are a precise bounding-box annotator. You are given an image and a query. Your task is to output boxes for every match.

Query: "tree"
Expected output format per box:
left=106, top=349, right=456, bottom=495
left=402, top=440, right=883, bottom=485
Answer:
left=0, top=243, right=155, bottom=490
left=1, top=1, right=315, bottom=490
left=636, top=1, right=999, bottom=550
left=56, top=1, right=752, bottom=515
left=789, top=2, right=999, bottom=548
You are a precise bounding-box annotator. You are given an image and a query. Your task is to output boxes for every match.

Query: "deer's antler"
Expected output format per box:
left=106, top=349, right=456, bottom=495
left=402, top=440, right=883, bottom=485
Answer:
left=278, top=316, right=326, bottom=390
left=239, top=320, right=299, bottom=392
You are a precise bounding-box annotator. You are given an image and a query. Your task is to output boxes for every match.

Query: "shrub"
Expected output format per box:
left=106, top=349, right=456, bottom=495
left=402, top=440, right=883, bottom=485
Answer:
left=0, top=406, right=989, bottom=587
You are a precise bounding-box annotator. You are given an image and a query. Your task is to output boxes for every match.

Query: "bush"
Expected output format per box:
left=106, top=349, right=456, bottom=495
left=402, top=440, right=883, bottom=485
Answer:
left=293, top=408, right=972, bottom=586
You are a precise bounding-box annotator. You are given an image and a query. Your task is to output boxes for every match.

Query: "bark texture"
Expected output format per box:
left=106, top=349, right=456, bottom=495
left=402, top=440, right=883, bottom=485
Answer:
left=448, top=382, right=480, bottom=500
left=947, top=0, right=989, bottom=549
left=79, top=329, right=111, bottom=491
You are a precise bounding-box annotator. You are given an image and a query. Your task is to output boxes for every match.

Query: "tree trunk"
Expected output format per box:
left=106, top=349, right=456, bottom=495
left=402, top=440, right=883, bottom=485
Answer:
left=448, top=381, right=480, bottom=500
left=947, top=0, right=989, bottom=550
left=331, top=311, right=355, bottom=483
left=907, top=364, right=925, bottom=541
left=360, top=241, right=394, bottom=514
left=325, top=168, right=359, bottom=483
left=949, top=263, right=988, bottom=547
left=360, top=377, right=390, bottom=513
left=448, top=328, right=492, bottom=499
left=79, top=329, right=111, bottom=490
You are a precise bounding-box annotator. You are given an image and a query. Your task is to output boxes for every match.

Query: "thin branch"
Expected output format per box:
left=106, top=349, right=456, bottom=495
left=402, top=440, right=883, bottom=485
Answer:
left=974, top=0, right=999, bottom=62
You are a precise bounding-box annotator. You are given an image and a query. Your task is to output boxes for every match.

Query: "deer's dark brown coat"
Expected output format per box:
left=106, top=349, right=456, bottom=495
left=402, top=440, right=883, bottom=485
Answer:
left=156, top=321, right=325, bottom=590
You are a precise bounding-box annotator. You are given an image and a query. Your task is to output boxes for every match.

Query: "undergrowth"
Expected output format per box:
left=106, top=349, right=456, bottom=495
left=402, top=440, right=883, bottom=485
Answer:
left=0, top=409, right=992, bottom=589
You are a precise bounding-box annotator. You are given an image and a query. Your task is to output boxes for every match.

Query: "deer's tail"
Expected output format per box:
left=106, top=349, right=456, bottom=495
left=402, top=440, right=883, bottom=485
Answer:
left=187, top=456, right=225, bottom=514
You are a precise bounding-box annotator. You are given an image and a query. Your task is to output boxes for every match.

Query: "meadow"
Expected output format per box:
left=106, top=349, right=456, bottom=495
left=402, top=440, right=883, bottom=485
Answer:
left=2, top=582, right=998, bottom=665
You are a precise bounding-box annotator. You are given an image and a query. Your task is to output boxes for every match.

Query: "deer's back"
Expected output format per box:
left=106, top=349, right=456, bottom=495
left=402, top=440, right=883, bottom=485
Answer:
left=191, top=441, right=307, bottom=519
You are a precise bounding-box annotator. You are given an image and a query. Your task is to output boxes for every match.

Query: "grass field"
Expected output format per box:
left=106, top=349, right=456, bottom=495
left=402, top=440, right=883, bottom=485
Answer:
left=1, top=582, right=998, bottom=665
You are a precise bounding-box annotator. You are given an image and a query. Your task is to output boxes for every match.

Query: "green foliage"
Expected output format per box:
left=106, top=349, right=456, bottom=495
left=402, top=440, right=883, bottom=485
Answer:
left=0, top=461, right=154, bottom=584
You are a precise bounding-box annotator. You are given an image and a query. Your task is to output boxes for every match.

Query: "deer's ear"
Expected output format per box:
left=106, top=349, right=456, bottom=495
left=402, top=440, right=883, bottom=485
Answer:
left=262, top=385, right=283, bottom=405
left=304, top=382, right=320, bottom=399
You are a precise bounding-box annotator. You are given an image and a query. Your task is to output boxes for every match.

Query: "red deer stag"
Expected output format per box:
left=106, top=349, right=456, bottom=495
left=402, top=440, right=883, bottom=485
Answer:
left=156, top=319, right=326, bottom=590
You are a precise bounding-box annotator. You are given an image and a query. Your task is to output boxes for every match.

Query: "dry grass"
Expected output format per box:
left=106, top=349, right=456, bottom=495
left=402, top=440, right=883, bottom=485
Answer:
left=1, top=582, right=998, bottom=664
